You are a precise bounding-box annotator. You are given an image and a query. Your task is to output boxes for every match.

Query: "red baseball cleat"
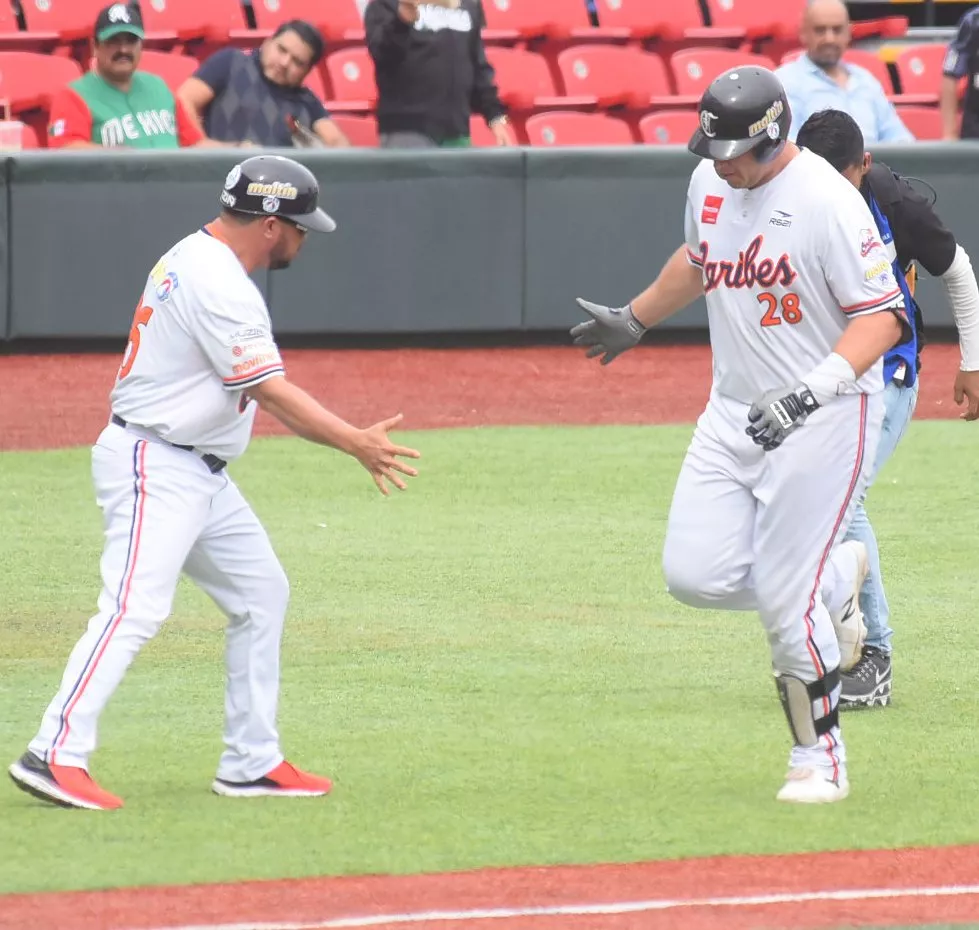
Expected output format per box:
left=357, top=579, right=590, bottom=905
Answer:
left=211, top=760, right=333, bottom=797
left=8, top=751, right=124, bottom=810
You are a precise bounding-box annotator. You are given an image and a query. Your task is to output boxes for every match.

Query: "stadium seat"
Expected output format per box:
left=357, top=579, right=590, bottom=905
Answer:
left=304, top=64, right=330, bottom=103
left=323, top=47, right=376, bottom=113
left=591, top=0, right=708, bottom=42
left=137, top=50, right=199, bottom=94
left=638, top=109, right=700, bottom=145
left=702, top=0, right=806, bottom=40
left=0, top=52, right=83, bottom=115
left=670, top=49, right=776, bottom=100
left=481, top=0, right=598, bottom=42
left=485, top=47, right=596, bottom=111
left=524, top=110, right=635, bottom=146
left=18, top=0, right=101, bottom=43
left=0, top=1, right=56, bottom=51
left=894, top=44, right=950, bottom=105
left=895, top=105, right=944, bottom=141
left=850, top=16, right=908, bottom=43
left=137, top=0, right=249, bottom=45
left=246, top=0, right=365, bottom=44
left=331, top=114, right=378, bottom=147
left=838, top=48, right=895, bottom=94
left=556, top=45, right=677, bottom=109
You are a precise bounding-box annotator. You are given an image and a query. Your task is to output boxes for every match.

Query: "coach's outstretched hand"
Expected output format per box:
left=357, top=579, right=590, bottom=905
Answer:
left=746, top=385, right=821, bottom=452
left=352, top=413, right=421, bottom=496
left=570, top=298, right=646, bottom=366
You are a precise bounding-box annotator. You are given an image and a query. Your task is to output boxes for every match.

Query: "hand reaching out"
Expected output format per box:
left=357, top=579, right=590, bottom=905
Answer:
left=351, top=413, right=421, bottom=495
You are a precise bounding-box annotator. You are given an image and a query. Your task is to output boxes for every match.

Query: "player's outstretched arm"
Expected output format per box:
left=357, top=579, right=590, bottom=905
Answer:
left=247, top=376, right=421, bottom=496
left=571, top=246, right=704, bottom=365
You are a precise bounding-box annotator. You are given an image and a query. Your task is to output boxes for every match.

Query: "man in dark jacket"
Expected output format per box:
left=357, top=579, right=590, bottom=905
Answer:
left=941, top=4, right=979, bottom=140
left=796, top=108, right=979, bottom=709
left=365, top=0, right=513, bottom=148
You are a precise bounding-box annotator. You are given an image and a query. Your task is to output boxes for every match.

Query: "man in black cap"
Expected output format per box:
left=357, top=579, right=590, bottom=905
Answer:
left=47, top=2, right=215, bottom=149
left=8, top=155, right=420, bottom=810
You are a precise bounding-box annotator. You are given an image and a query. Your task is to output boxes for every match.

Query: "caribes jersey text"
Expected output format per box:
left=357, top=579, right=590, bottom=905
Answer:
left=698, top=235, right=798, bottom=294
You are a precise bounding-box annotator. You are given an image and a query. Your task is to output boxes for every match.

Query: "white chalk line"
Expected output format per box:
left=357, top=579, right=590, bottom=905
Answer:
left=140, top=883, right=979, bottom=930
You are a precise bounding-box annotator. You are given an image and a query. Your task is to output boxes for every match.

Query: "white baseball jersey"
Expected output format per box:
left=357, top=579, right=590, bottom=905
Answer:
left=110, top=226, right=284, bottom=460
left=684, top=148, right=906, bottom=405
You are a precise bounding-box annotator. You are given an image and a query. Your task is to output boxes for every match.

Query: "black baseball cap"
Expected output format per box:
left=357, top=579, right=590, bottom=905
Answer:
left=95, top=3, right=145, bottom=42
left=219, top=155, right=337, bottom=234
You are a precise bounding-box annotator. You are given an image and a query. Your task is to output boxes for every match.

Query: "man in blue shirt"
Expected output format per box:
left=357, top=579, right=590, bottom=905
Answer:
left=177, top=20, right=350, bottom=148
left=776, top=0, right=912, bottom=143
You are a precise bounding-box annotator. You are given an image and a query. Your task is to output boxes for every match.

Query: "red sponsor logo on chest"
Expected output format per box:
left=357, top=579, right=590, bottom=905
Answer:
left=697, top=234, right=798, bottom=294
left=701, top=195, right=724, bottom=224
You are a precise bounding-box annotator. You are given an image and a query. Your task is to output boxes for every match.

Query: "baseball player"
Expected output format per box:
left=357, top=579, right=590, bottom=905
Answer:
left=795, top=108, right=979, bottom=709
left=9, top=155, right=421, bottom=811
left=571, top=67, right=907, bottom=804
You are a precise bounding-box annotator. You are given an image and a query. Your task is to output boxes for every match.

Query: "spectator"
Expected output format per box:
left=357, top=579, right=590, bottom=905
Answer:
left=177, top=21, right=350, bottom=148
left=365, top=0, right=513, bottom=148
left=941, top=4, right=979, bottom=140
left=47, top=2, right=214, bottom=149
left=775, top=0, right=912, bottom=143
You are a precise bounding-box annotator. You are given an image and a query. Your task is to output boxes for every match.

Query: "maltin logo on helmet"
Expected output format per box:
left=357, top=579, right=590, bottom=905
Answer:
left=699, top=110, right=718, bottom=138
left=246, top=181, right=299, bottom=200
left=747, top=99, right=784, bottom=138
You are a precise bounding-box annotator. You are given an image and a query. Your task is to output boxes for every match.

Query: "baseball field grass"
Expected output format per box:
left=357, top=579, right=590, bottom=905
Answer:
left=2, top=422, right=979, bottom=896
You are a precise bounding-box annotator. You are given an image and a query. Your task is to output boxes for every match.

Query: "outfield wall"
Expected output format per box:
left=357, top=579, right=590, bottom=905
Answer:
left=2, top=144, right=978, bottom=342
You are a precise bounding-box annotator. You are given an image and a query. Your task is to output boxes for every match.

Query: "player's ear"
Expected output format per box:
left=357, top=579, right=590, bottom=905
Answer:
left=862, top=152, right=872, bottom=175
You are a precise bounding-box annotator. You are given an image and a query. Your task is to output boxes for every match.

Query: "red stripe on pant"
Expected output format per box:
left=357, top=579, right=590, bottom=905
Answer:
left=800, top=394, right=868, bottom=776
left=51, top=440, right=149, bottom=765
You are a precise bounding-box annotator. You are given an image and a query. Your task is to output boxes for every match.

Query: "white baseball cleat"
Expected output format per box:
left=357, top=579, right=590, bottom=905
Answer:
left=776, top=766, right=850, bottom=804
left=830, top=540, right=868, bottom=672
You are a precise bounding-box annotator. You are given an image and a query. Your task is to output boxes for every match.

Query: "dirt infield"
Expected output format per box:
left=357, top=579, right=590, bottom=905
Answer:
left=0, top=343, right=967, bottom=451
left=3, top=846, right=979, bottom=930
left=2, top=342, right=976, bottom=929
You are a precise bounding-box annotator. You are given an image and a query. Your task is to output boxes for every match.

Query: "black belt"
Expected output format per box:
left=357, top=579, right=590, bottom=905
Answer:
left=111, top=414, right=227, bottom=474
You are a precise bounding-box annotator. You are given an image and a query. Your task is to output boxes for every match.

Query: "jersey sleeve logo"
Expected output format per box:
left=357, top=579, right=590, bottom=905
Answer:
left=701, top=195, right=724, bottom=225
left=859, top=227, right=885, bottom=258
left=701, top=234, right=798, bottom=294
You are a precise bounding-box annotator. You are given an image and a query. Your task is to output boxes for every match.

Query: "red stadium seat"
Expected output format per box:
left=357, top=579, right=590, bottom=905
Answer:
left=138, top=0, right=249, bottom=45
left=895, top=105, right=944, bottom=141
left=18, top=0, right=100, bottom=43
left=556, top=45, right=676, bottom=109
left=0, top=52, right=83, bottom=114
left=247, top=0, right=365, bottom=44
left=839, top=48, right=895, bottom=94
left=894, top=44, right=951, bottom=105
left=486, top=47, right=595, bottom=111
left=137, top=50, right=199, bottom=94
left=670, top=49, right=776, bottom=100
left=323, top=47, right=375, bottom=113
left=481, top=0, right=596, bottom=42
left=638, top=109, right=700, bottom=145
left=0, top=1, right=56, bottom=51
left=591, top=0, right=707, bottom=41
left=303, top=63, right=330, bottom=102
left=703, top=0, right=806, bottom=40
left=524, top=110, right=635, bottom=146
left=331, top=114, right=378, bottom=147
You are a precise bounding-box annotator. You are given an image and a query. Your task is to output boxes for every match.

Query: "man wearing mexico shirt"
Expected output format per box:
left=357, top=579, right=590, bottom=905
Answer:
left=47, top=2, right=217, bottom=150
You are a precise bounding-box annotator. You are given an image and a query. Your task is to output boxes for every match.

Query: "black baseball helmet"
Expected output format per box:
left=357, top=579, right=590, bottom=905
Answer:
left=688, top=66, right=792, bottom=162
left=219, top=154, right=336, bottom=233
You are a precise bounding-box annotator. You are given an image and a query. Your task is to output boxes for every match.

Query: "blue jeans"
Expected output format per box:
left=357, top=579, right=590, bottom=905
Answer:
left=843, top=379, right=919, bottom=655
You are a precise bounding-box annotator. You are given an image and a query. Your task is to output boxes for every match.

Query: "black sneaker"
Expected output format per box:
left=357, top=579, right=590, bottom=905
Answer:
left=840, top=646, right=892, bottom=710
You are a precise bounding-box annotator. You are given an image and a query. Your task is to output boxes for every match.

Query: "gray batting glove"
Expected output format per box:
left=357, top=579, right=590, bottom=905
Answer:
left=746, top=385, right=820, bottom=451
left=570, top=298, right=646, bottom=366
